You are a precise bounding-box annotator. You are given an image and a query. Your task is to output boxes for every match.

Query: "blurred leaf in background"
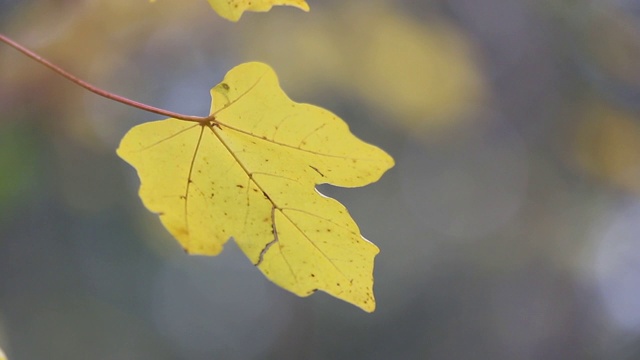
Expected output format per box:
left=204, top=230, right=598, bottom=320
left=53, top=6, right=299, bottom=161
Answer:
left=572, top=99, right=640, bottom=195
left=238, top=0, right=487, bottom=137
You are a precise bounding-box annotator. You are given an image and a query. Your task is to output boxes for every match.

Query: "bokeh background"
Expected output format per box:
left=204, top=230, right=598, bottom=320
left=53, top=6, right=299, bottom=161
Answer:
left=2, top=0, right=640, bottom=359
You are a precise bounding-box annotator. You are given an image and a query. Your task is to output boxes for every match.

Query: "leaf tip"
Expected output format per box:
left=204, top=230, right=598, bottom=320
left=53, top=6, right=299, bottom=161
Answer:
left=297, top=1, right=311, bottom=12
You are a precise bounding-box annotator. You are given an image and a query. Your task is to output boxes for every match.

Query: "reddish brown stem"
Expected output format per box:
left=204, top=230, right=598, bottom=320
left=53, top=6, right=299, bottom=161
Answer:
left=0, top=33, right=213, bottom=123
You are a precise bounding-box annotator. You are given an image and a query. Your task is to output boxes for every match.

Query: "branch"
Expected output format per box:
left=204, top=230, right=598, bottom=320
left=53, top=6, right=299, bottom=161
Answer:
left=0, top=33, right=213, bottom=123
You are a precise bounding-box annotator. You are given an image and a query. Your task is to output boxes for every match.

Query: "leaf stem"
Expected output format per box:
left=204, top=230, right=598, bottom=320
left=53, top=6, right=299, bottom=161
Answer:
left=0, top=33, right=213, bottom=123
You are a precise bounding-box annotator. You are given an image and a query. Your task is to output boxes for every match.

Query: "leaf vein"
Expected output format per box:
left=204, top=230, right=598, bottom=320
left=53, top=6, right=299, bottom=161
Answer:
left=135, top=124, right=199, bottom=152
left=212, top=72, right=267, bottom=117
left=183, top=125, right=206, bottom=249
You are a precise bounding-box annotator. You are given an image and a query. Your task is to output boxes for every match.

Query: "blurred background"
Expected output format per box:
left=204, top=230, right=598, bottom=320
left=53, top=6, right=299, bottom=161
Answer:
left=2, top=0, right=640, bottom=359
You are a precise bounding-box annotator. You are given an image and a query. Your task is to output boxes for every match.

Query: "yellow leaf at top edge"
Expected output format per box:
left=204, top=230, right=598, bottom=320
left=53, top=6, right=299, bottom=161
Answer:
left=117, top=62, right=394, bottom=312
left=207, top=0, right=309, bottom=21
left=0, top=346, right=7, bottom=360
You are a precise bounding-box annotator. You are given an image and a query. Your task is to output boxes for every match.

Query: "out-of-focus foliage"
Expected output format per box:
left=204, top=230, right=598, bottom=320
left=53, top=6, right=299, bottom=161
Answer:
left=238, top=1, right=486, bottom=136
left=0, top=123, right=39, bottom=218
left=0, top=0, right=206, bottom=146
left=207, top=0, right=309, bottom=22
left=572, top=100, right=640, bottom=195
left=117, top=62, right=392, bottom=311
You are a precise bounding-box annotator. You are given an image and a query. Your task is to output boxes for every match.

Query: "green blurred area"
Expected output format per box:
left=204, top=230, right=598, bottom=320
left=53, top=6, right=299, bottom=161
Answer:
left=2, top=0, right=640, bottom=359
left=0, top=122, right=39, bottom=217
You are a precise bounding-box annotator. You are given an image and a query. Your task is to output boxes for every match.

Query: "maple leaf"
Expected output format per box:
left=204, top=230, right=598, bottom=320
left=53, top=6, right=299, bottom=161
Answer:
left=0, top=345, right=6, bottom=360
left=207, top=0, right=309, bottom=21
left=117, top=62, right=393, bottom=312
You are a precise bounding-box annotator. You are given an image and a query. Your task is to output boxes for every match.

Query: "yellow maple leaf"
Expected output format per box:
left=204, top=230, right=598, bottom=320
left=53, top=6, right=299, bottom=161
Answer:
left=207, top=0, right=309, bottom=21
left=0, top=346, right=6, bottom=360
left=117, top=62, right=393, bottom=312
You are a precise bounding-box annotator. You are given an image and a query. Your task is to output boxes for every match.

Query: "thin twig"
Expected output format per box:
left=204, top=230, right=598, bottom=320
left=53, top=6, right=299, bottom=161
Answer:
left=0, top=33, right=213, bottom=123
